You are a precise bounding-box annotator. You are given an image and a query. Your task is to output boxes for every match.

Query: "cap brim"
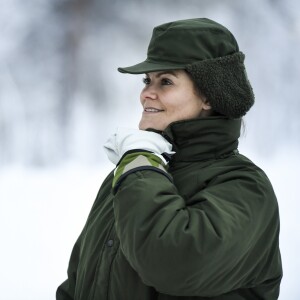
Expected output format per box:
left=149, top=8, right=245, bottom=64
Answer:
left=118, top=60, right=187, bottom=74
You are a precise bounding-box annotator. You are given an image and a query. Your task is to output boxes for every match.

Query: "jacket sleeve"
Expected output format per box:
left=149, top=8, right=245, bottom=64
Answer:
left=113, top=166, right=281, bottom=297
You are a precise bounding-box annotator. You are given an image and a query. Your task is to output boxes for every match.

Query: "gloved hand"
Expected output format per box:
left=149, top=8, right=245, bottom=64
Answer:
left=103, top=128, right=175, bottom=165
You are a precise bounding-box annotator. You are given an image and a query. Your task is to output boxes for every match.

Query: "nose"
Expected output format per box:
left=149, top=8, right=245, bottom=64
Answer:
left=140, top=84, right=158, bottom=102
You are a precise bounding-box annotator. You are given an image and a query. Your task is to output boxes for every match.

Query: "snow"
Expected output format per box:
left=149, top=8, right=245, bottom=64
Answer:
left=0, top=162, right=113, bottom=300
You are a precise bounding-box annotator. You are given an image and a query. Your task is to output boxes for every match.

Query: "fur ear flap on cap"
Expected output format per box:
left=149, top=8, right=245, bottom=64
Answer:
left=186, top=52, right=255, bottom=119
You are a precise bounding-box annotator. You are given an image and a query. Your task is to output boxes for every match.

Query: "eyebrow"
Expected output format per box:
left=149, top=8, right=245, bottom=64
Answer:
left=145, top=71, right=179, bottom=78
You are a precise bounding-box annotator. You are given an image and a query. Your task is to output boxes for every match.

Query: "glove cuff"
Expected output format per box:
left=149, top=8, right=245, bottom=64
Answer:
left=113, top=151, right=172, bottom=192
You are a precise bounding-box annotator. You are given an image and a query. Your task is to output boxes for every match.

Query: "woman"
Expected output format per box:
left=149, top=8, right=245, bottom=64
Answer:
left=57, top=18, right=282, bottom=300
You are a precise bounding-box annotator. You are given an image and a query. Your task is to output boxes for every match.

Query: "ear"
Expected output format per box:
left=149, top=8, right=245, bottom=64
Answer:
left=202, top=101, right=212, bottom=111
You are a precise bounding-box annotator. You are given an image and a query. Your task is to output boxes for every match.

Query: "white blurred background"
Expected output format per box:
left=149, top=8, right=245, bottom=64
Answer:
left=0, top=0, right=299, bottom=299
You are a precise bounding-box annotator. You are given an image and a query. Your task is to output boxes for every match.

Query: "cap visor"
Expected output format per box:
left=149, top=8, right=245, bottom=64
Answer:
left=118, top=60, right=186, bottom=74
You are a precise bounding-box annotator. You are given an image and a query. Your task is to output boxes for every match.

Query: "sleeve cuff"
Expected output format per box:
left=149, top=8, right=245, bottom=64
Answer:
left=113, top=151, right=172, bottom=192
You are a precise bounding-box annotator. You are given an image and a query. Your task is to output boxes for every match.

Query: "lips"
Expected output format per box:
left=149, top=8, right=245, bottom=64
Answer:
left=144, top=107, right=164, bottom=112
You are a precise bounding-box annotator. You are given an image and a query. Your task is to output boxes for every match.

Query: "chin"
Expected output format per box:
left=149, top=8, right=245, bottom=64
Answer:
left=139, top=121, right=164, bottom=131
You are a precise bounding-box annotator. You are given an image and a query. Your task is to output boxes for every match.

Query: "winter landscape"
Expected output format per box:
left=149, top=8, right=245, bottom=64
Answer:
left=0, top=0, right=299, bottom=299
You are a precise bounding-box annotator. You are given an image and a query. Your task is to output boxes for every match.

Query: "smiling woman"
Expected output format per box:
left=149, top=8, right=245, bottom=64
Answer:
left=139, top=70, right=211, bottom=131
left=57, top=18, right=282, bottom=300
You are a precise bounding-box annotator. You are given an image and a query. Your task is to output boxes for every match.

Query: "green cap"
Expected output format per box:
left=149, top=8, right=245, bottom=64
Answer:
left=118, top=18, right=255, bottom=118
left=118, top=18, right=239, bottom=74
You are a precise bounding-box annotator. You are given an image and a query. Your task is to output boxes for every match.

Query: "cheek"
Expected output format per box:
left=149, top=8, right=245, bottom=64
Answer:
left=174, top=100, right=203, bottom=119
left=139, top=93, right=144, bottom=106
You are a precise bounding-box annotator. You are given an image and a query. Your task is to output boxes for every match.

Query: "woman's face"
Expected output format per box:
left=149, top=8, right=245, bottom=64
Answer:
left=139, top=70, right=210, bottom=131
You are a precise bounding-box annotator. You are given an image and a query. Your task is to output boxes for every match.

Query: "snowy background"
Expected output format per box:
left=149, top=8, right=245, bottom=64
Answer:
left=0, top=0, right=299, bottom=299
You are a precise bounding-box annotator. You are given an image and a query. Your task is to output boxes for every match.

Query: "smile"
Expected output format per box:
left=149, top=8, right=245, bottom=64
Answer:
left=144, top=107, right=164, bottom=113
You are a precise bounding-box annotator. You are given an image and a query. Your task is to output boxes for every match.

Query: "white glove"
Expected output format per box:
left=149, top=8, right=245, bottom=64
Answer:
left=103, top=128, right=175, bottom=165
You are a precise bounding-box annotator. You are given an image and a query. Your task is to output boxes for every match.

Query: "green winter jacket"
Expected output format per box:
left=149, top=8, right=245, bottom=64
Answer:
left=56, top=117, right=282, bottom=300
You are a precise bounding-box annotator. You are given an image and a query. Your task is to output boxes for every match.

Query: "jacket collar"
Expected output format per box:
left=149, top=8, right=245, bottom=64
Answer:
left=163, top=117, right=241, bottom=162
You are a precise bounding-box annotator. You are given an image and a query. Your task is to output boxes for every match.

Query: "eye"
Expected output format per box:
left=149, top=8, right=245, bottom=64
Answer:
left=142, top=77, right=151, bottom=85
left=161, top=78, right=173, bottom=85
